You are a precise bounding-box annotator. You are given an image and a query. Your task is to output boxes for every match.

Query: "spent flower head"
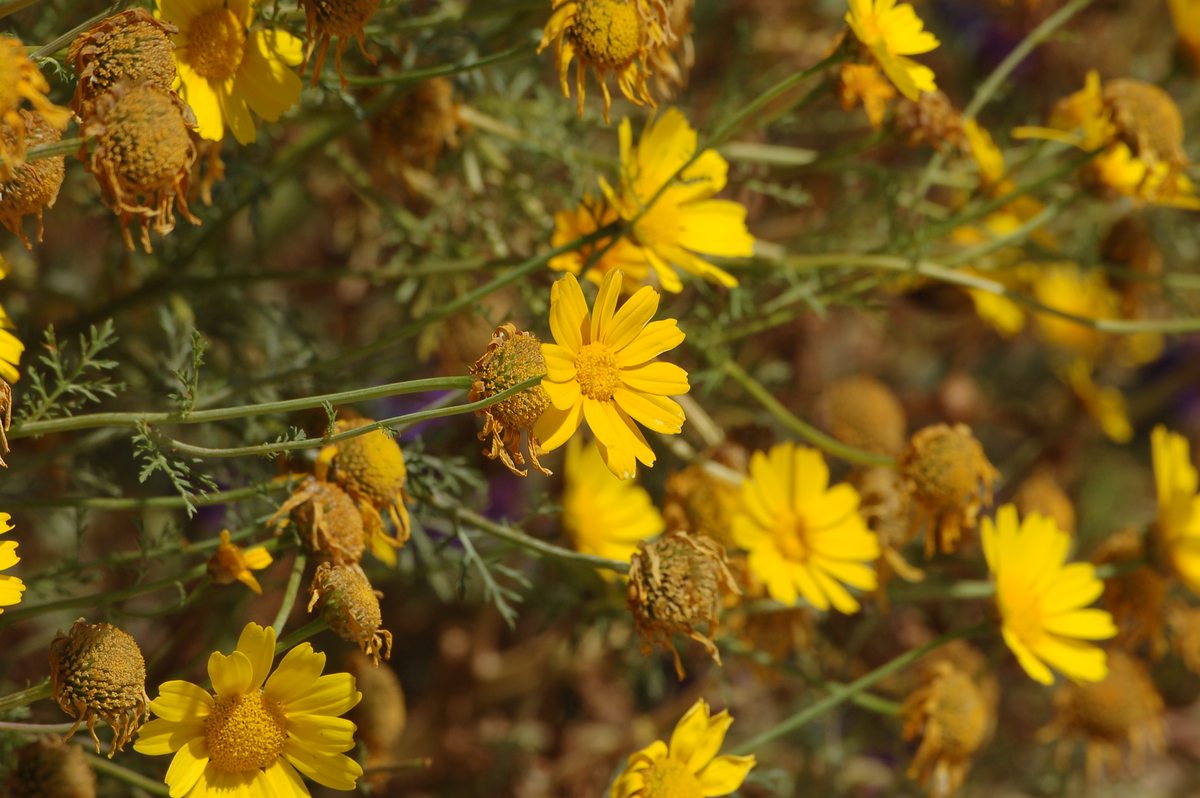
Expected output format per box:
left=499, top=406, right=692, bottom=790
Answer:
left=469, top=323, right=553, bottom=477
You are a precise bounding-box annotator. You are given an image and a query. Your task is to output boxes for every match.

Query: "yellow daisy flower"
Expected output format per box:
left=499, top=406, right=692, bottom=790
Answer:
left=0, top=298, right=24, bottom=384
left=732, top=442, right=880, bottom=613
left=207, top=529, right=274, bottom=594
left=562, top=437, right=663, bottom=562
left=156, top=0, right=304, bottom=145
left=600, top=108, right=755, bottom=292
left=837, top=62, right=896, bottom=128
left=845, top=0, right=939, bottom=101
left=536, top=268, right=689, bottom=479
left=983, top=504, right=1117, bottom=685
left=1151, top=426, right=1200, bottom=596
left=610, top=698, right=755, bottom=798
left=548, top=194, right=653, bottom=291
left=1170, top=0, right=1200, bottom=67
left=0, top=512, right=25, bottom=612
left=134, top=622, right=363, bottom=797
left=0, top=36, right=70, bottom=182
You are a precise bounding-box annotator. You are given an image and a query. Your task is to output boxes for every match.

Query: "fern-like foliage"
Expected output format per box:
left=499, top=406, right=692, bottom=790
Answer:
left=18, top=321, right=122, bottom=424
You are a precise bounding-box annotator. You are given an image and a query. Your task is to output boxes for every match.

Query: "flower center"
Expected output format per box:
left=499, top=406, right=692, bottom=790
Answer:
left=773, top=512, right=809, bottom=563
left=574, top=342, right=621, bottom=401
left=642, top=757, right=704, bottom=798
left=186, top=8, right=246, bottom=81
left=572, top=0, right=641, bottom=67
left=204, top=691, right=287, bottom=773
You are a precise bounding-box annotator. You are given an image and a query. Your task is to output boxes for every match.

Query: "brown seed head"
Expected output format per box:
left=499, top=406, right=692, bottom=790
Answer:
left=301, top=0, right=380, bottom=85
left=5, top=737, right=96, bottom=798
left=68, top=9, right=178, bottom=108
left=270, top=477, right=367, bottom=565
left=0, top=110, right=65, bottom=249
left=627, top=531, right=738, bottom=679
left=894, top=90, right=967, bottom=153
left=469, top=323, right=552, bottom=477
left=319, top=419, right=412, bottom=542
left=1095, top=527, right=1168, bottom=658
left=48, top=619, right=149, bottom=756
left=1101, top=79, right=1188, bottom=171
left=899, top=423, right=998, bottom=556
left=371, top=77, right=460, bottom=177
left=902, top=661, right=991, bottom=798
left=818, top=375, right=907, bottom=456
left=307, top=561, right=393, bottom=664
left=663, top=464, right=741, bottom=547
left=78, top=81, right=199, bottom=252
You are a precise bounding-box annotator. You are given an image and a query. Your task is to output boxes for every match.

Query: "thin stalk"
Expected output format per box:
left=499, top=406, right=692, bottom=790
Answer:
left=0, top=720, right=76, bottom=733
left=276, top=618, right=327, bottom=652
left=86, top=752, right=171, bottom=796
left=272, top=554, right=308, bottom=634
left=341, top=44, right=531, bottom=87
left=0, top=678, right=51, bottom=713
left=0, top=480, right=287, bottom=510
left=445, top=503, right=630, bottom=574
left=1, top=565, right=207, bottom=626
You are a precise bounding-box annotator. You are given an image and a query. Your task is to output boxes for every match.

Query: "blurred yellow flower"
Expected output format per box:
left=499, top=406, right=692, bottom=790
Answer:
left=1063, top=360, right=1132, bottom=445
left=837, top=62, right=896, bottom=128
left=610, top=698, right=755, bottom=798
left=845, top=0, right=939, bottom=101
left=135, top=622, right=362, bottom=797
left=601, top=108, right=755, bottom=292
left=1151, top=426, right=1200, bottom=596
left=1170, top=0, right=1200, bottom=66
left=0, top=513, right=24, bottom=613
left=548, top=194, right=652, bottom=291
left=537, top=269, right=689, bottom=479
left=0, top=36, right=70, bottom=182
left=156, top=0, right=303, bottom=144
left=207, top=529, right=273, bottom=594
left=983, top=504, right=1116, bottom=685
left=963, top=119, right=1006, bottom=191
left=1032, top=264, right=1117, bottom=364
left=0, top=299, right=24, bottom=384
left=733, top=442, right=880, bottom=613
left=562, top=437, right=663, bottom=563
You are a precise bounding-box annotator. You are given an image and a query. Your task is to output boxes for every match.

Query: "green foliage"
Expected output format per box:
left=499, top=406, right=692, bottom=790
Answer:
left=17, top=321, right=121, bottom=424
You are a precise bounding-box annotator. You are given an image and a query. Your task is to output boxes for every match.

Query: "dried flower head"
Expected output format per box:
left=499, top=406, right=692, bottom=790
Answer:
left=370, top=77, right=460, bottom=187
left=78, top=80, right=199, bottom=252
left=308, top=561, right=393, bottom=664
left=627, top=531, right=738, bottom=679
left=1013, top=468, right=1076, bottom=537
left=5, top=736, right=96, bottom=798
left=67, top=9, right=178, bottom=108
left=1038, top=651, right=1165, bottom=780
left=0, top=36, right=70, bottom=183
left=663, top=463, right=741, bottom=548
left=269, top=477, right=367, bottom=565
left=301, top=0, right=380, bottom=85
left=0, top=111, right=65, bottom=250
left=646, top=0, right=692, bottom=98
left=468, top=323, right=552, bottom=477
left=207, top=529, right=273, bottom=594
left=900, top=423, right=999, bottom=556
left=0, top=379, right=10, bottom=464
left=817, top=375, right=907, bottom=457
left=346, top=651, right=406, bottom=790
left=316, top=418, right=411, bottom=547
left=1101, top=78, right=1189, bottom=174
left=838, top=62, right=897, bottom=128
left=48, top=619, right=149, bottom=756
left=853, top=465, right=924, bottom=593
left=538, top=0, right=662, bottom=122
left=902, top=661, right=992, bottom=798
left=893, top=89, right=966, bottom=152
left=1169, top=602, right=1200, bottom=675
left=1095, top=527, right=1168, bottom=658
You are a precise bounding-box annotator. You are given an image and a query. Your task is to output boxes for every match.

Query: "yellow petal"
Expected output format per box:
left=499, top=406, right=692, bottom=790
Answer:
left=207, top=649, right=254, bottom=698
left=134, top=718, right=206, bottom=756
left=533, top=401, right=584, bottom=452
left=164, top=736, right=209, bottom=798
left=604, top=285, right=659, bottom=352
left=283, top=743, right=363, bottom=790
left=616, top=319, right=685, bottom=367
left=620, top=361, right=689, bottom=396
left=235, top=623, right=276, bottom=691
left=283, top=672, right=361, bottom=717
left=264, top=643, right=326, bottom=705
left=149, top=680, right=214, bottom=723
left=239, top=30, right=303, bottom=122
left=696, top=754, right=756, bottom=796
left=550, top=273, right=589, bottom=351
left=591, top=268, right=623, bottom=343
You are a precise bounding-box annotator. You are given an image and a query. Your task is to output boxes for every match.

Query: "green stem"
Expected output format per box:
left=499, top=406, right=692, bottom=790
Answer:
left=730, top=626, right=984, bottom=754
left=1, top=565, right=207, bottom=626
left=0, top=678, right=51, bottom=713
left=939, top=199, right=1066, bottom=269
left=341, top=44, right=531, bottom=87
left=24, top=137, right=82, bottom=161
left=10, top=375, right=473, bottom=440
left=0, top=480, right=287, bottom=511
left=720, top=360, right=895, bottom=467
left=0, top=720, right=75, bottom=732
left=86, top=751, right=171, bottom=797
left=276, top=618, right=327, bottom=653
left=272, top=554, right=308, bottom=634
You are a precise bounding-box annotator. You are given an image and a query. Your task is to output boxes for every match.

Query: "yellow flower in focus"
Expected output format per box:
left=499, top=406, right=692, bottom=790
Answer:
left=549, top=194, right=653, bottom=291
left=983, top=504, right=1117, bottom=685
left=601, top=109, right=755, bottom=292
left=207, top=529, right=273, bottom=594
left=562, top=437, right=663, bottom=562
left=134, top=622, right=363, bottom=797
left=610, top=698, right=755, bottom=798
left=0, top=513, right=24, bottom=612
left=538, top=0, right=660, bottom=122
left=733, top=442, right=880, bottom=613
left=1151, top=426, right=1200, bottom=596
left=156, top=0, right=303, bottom=144
left=537, top=269, right=689, bottom=479
left=845, top=0, right=939, bottom=101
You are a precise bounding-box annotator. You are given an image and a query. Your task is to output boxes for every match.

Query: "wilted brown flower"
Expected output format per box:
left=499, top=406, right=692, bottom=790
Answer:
left=1038, top=651, right=1165, bottom=780
left=902, top=661, right=992, bottom=798
left=899, top=424, right=998, bottom=556
left=1168, top=602, right=1200, bottom=675
left=77, top=81, right=199, bottom=252
left=818, top=374, right=907, bottom=457
left=627, top=530, right=738, bottom=679
left=48, top=619, right=149, bottom=756
left=301, top=0, right=380, bottom=85
left=5, top=736, right=96, bottom=798
left=370, top=77, right=460, bottom=192
left=308, top=561, right=393, bottom=664
left=1095, top=527, right=1168, bottom=658
left=0, top=112, right=64, bottom=250
left=0, top=36, right=70, bottom=183
left=894, top=89, right=966, bottom=152
left=67, top=9, right=178, bottom=108
left=646, top=0, right=693, bottom=98
left=316, top=418, right=411, bottom=547
left=468, top=323, right=552, bottom=477
left=1101, top=78, right=1189, bottom=174
left=853, top=465, right=923, bottom=596
left=270, top=477, right=367, bottom=565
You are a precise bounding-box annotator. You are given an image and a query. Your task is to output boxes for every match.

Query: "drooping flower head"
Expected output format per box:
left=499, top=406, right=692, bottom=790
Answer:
left=902, top=661, right=992, bottom=797
left=307, top=561, right=393, bottom=665
left=207, top=529, right=273, bottom=594
left=270, top=476, right=396, bottom=567
left=0, top=111, right=66, bottom=249
left=134, top=622, right=363, bottom=797
left=845, top=0, right=940, bottom=101
left=600, top=109, right=755, bottom=292
left=816, top=374, right=907, bottom=457
left=68, top=9, right=179, bottom=108
left=538, top=0, right=663, bottom=122
left=315, top=418, right=411, bottom=551
left=345, top=651, right=406, bottom=791
left=733, top=442, right=880, bottom=613
left=0, top=512, right=24, bottom=613
left=1150, top=425, right=1200, bottom=595
left=155, top=0, right=303, bottom=144
left=300, top=0, right=380, bottom=85
left=1094, top=527, right=1168, bottom=659
left=899, top=423, right=998, bottom=556
left=0, top=36, right=70, bottom=183
left=561, top=437, right=664, bottom=562
left=469, top=323, right=553, bottom=477
left=983, top=504, right=1117, bottom=685
left=610, top=698, right=755, bottom=798
left=537, top=269, right=689, bottom=478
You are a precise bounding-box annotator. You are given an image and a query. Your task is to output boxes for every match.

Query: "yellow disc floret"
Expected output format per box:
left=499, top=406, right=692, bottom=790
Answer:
left=204, top=691, right=288, bottom=773
left=574, top=0, right=641, bottom=66
left=186, top=8, right=246, bottom=80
